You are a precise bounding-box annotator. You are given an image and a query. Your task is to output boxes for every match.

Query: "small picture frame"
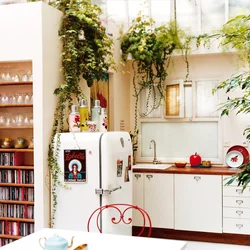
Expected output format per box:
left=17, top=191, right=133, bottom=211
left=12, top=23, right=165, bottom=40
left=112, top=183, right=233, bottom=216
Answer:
left=64, top=149, right=87, bottom=183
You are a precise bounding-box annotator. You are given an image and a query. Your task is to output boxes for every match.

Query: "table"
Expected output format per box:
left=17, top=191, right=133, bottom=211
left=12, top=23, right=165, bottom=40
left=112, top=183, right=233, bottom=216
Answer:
left=1, top=228, right=187, bottom=250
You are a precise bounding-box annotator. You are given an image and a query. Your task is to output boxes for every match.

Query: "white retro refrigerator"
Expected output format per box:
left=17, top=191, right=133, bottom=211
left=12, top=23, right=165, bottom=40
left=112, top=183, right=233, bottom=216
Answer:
left=53, top=132, right=133, bottom=235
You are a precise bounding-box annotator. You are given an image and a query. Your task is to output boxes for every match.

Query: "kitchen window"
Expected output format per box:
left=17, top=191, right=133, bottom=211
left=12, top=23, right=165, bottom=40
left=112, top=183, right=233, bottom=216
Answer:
left=138, top=78, right=222, bottom=164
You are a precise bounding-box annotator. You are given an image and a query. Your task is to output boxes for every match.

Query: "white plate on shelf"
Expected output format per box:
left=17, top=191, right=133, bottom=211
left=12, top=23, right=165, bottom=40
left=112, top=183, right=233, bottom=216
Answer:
left=225, top=150, right=244, bottom=168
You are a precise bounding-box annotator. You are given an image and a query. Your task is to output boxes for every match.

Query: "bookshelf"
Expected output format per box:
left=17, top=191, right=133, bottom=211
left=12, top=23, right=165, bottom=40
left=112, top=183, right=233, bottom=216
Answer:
left=0, top=2, right=64, bottom=246
left=0, top=63, right=34, bottom=246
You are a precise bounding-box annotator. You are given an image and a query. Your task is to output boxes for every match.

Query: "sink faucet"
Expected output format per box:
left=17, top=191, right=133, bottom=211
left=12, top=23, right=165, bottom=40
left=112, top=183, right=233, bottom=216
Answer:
left=149, top=140, right=161, bottom=164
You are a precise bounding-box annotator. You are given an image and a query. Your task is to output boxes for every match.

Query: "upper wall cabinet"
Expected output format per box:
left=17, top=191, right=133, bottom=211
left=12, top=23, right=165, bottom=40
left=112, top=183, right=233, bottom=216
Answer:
left=140, top=79, right=220, bottom=120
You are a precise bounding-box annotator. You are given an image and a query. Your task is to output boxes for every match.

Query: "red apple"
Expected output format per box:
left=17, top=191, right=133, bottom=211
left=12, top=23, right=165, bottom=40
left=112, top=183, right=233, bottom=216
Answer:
left=190, top=152, right=202, bottom=166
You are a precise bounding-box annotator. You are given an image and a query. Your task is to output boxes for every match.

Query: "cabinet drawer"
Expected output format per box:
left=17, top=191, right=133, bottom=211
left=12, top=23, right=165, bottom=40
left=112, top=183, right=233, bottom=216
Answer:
left=223, top=197, right=250, bottom=208
left=223, top=218, right=250, bottom=234
left=223, top=186, right=250, bottom=197
left=223, top=207, right=250, bottom=219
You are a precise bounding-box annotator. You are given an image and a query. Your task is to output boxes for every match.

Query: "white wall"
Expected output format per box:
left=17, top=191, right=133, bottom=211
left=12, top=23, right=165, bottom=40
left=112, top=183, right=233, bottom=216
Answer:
left=170, top=53, right=249, bottom=164
left=108, top=21, right=131, bottom=132
left=41, top=3, right=63, bottom=230
left=129, top=52, right=250, bottom=164
left=0, top=2, right=63, bottom=230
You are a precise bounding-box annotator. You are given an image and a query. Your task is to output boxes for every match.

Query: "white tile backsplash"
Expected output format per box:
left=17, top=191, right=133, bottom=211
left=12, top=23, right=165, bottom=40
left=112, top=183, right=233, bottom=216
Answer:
left=140, top=121, right=219, bottom=161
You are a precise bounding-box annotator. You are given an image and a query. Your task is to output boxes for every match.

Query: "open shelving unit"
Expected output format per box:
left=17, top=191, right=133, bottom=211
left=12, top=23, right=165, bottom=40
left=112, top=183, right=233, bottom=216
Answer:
left=0, top=62, right=34, bottom=246
left=0, top=2, right=64, bottom=246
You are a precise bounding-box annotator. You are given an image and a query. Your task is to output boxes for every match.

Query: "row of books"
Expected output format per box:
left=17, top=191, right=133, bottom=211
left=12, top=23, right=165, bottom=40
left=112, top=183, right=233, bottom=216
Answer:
left=0, top=153, right=25, bottom=166
left=0, top=187, right=34, bottom=201
left=0, top=221, right=34, bottom=236
left=0, top=170, right=34, bottom=184
left=0, top=239, right=14, bottom=246
left=0, top=204, right=34, bottom=219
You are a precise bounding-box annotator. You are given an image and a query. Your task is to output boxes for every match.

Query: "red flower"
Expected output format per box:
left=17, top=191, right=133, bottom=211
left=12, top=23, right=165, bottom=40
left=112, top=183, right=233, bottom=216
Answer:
left=74, top=115, right=80, bottom=123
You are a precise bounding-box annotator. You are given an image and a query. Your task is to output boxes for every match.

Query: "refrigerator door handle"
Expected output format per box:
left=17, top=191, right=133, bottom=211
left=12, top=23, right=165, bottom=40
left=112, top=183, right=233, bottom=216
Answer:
left=95, top=185, right=122, bottom=195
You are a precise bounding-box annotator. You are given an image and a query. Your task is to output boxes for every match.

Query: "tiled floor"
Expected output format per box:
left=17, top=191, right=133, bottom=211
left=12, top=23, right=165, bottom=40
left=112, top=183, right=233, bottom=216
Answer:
left=186, top=241, right=250, bottom=250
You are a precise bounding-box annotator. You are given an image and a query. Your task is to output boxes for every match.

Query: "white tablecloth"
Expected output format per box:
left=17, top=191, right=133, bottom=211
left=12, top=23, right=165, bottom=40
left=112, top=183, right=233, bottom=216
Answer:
left=1, top=228, right=187, bottom=250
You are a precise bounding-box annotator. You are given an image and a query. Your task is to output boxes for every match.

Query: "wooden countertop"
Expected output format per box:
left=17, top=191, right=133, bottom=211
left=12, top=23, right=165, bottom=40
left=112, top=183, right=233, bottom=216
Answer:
left=132, top=165, right=241, bottom=175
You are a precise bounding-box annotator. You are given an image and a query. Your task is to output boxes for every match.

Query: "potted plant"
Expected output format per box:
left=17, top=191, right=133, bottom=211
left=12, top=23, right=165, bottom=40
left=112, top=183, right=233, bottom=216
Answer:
left=208, top=15, right=250, bottom=188
left=44, top=0, right=115, bottom=227
left=120, top=12, right=192, bottom=156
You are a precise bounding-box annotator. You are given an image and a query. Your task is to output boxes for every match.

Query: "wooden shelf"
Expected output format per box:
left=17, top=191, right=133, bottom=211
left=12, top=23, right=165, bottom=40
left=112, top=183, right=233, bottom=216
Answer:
left=0, top=149, right=33, bottom=153
left=0, top=183, right=34, bottom=187
left=0, top=200, right=34, bottom=205
left=0, top=217, right=34, bottom=223
left=0, top=126, right=33, bottom=129
left=0, top=166, right=34, bottom=170
left=0, top=104, right=33, bottom=108
left=0, top=81, right=33, bottom=86
left=0, top=234, right=23, bottom=240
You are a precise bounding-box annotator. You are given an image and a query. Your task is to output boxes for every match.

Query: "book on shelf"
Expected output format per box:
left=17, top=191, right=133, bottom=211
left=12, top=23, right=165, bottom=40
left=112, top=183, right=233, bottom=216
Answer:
left=0, top=204, right=34, bottom=219
left=0, top=152, right=24, bottom=166
left=0, top=221, right=34, bottom=240
left=0, top=238, right=15, bottom=246
left=0, top=187, right=34, bottom=201
left=0, top=170, right=34, bottom=184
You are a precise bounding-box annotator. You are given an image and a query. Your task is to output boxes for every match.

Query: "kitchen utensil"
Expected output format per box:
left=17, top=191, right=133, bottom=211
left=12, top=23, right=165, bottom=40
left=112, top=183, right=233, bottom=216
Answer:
left=225, top=150, right=244, bottom=168
left=74, top=244, right=87, bottom=250
left=175, top=162, right=187, bottom=168
left=227, top=145, right=249, bottom=164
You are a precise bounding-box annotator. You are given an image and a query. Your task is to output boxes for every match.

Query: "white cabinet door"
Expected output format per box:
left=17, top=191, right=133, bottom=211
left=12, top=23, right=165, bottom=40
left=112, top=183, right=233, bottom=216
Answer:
left=132, top=173, right=144, bottom=226
left=144, top=173, right=174, bottom=228
left=175, top=174, right=222, bottom=233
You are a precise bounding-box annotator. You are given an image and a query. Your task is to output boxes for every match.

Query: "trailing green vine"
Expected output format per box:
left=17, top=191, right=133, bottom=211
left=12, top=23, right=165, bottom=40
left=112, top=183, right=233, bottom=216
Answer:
left=120, top=12, right=192, bottom=148
left=46, top=0, right=115, bottom=227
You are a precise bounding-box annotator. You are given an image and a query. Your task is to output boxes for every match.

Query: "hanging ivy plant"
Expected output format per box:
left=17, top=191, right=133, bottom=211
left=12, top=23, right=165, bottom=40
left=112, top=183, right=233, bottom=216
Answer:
left=120, top=12, right=192, bottom=148
left=45, top=0, right=115, bottom=227
left=205, top=15, right=250, bottom=189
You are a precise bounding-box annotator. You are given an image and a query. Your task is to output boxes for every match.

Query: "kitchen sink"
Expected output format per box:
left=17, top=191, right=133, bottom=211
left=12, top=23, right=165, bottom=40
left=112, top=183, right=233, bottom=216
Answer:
left=133, top=164, right=172, bottom=170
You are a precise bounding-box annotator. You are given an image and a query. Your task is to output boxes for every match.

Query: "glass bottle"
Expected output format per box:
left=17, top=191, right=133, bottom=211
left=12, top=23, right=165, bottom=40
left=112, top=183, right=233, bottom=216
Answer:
left=68, top=105, right=80, bottom=132
left=91, top=100, right=101, bottom=131
left=99, top=108, right=108, bottom=132
left=79, top=99, right=88, bottom=132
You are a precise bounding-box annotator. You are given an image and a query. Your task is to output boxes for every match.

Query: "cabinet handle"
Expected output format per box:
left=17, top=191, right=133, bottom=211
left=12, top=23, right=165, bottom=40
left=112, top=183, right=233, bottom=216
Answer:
left=236, top=189, right=243, bottom=194
left=194, top=176, right=201, bottom=181
left=146, top=175, right=153, bottom=180
left=236, top=210, right=243, bottom=215
left=236, top=224, right=243, bottom=229
left=236, top=200, right=244, bottom=205
left=135, top=174, right=141, bottom=180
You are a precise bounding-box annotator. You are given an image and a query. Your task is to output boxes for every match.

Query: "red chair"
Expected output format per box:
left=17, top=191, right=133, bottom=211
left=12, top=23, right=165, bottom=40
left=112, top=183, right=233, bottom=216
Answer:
left=87, top=203, right=152, bottom=237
